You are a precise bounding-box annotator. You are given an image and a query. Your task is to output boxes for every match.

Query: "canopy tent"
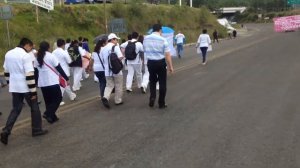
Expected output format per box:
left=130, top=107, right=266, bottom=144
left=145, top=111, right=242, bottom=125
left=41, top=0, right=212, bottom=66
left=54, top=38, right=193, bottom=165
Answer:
left=147, top=26, right=177, bottom=57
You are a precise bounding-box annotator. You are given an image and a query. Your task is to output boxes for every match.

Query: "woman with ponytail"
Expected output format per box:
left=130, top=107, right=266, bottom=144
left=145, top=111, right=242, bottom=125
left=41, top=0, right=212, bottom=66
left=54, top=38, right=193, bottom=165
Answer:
left=35, top=41, right=69, bottom=124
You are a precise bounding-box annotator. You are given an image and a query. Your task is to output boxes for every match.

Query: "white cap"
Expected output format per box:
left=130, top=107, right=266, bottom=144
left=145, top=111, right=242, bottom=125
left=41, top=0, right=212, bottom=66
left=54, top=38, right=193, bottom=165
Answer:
left=108, top=33, right=120, bottom=40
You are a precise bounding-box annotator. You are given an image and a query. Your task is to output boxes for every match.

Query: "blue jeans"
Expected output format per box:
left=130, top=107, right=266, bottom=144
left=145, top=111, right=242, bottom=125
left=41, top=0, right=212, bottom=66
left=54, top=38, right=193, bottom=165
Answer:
left=95, top=71, right=106, bottom=98
left=200, top=47, right=208, bottom=63
left=177, top=43, right=183, bottom=58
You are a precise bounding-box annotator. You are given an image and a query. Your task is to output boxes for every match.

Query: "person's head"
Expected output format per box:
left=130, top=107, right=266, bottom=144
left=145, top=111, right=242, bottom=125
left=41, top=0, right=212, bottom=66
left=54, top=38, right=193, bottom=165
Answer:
left=202, top=29, right=207, bottom=34
left=66, top=38, right=71, bottom=43
left=127, top=34, right=132, bottom=41
left=57, top=38, right=65, bottom=48
left=94, top=38, right=107, bottom=53
left=19, top=38, right=33, bottom=53
left=108, top=33, right=120, bottom=44
left=152, top=24, right=162, bottom=33
left=70, top=40, right=79, bottom=47
left=37, top=41, right=50, bottom=67
left=137, top=35, right=144, bottom=44
left=131, top=32, right=139, bottom=39
left=83, top=38, right=88, bottom=42
left=78, top=36, right=83, bottom=42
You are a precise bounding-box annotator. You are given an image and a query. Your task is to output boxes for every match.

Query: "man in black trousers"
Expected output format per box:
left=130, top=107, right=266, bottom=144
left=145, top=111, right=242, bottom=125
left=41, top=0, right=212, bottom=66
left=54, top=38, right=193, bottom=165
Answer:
left=1, top=38, right=48, bottom=145
left=143, top=24, right=174, bottom=109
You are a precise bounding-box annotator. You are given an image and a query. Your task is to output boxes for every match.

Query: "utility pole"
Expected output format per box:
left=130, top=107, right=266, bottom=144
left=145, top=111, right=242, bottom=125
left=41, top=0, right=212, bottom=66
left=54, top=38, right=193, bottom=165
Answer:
left=190, top=0, right=192, bottom=7
left=104, top=0, right=108, bottom=33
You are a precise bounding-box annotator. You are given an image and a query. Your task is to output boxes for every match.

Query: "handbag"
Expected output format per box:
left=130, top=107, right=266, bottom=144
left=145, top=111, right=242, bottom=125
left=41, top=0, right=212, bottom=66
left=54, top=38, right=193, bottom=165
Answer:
left=43, top=61, right=67, bottom=88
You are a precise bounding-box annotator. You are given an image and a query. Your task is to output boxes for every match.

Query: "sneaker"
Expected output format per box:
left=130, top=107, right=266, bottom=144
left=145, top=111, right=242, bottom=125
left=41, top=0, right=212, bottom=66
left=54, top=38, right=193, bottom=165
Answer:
left=149, top=98, right=155, bottom=107
left=85, top=74, right=90, bottom=79
left=126, top=89, right=132, bottom=93
left=115, top=102, right=124, bottom=105
left=60, top=102, right=65, bottom=106
left=202, top=62, right=207, bottom=65
left=0, top=132, right=9, bottom=145
left=101, top=98, right=110, bottom=109
left=141, top=87, right=146, bottom=94
left=32, top=129, right=48, bottom=137
left=70, top=93, right=77, bottom=101
left=159, top=104, right=168, bottom=109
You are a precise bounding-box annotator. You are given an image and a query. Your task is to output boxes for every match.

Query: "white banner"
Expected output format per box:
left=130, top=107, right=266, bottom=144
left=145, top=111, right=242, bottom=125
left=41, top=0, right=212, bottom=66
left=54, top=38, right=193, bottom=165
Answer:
left=30, top=0, right=54, bottom=10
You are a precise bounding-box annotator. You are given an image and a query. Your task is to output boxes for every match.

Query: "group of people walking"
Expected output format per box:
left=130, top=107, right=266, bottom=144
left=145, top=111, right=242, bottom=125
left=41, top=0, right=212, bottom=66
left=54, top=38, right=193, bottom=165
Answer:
left=1, top=24, right=174, bottom=145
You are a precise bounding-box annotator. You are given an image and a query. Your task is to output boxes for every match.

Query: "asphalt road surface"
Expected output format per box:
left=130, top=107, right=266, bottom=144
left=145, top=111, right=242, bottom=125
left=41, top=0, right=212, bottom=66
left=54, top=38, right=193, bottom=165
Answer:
left=0, top=24, right=300, bottom=168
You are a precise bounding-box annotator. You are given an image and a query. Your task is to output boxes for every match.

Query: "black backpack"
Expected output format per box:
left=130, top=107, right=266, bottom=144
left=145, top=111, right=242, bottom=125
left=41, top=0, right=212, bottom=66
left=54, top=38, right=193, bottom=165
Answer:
left=124, top=41, right=138, bottom=60
left=108, top=45, right=123, bottom=74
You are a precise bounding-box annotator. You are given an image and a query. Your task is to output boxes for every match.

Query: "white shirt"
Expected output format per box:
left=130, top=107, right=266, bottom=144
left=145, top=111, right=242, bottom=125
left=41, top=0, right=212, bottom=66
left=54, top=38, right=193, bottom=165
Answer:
left=143, top=33, right=170, bottom=61
left=197, top=34, right=211, bottom=47
left=175, top=33, right=185, bottom=44
left=65, top=43, right=70, bottom=51
left=92, top=50, right=105, bottom=72
left=52, top=47, right=72, bottom=76
left=100, top=42, right=123, bottom=77
left=3, top=47, right=34, bottom=93
left=34, top=52, right=60, bottom=87
left=120, top=39, right=144, bottom=64
left=29, top=49, right=37, bottom=67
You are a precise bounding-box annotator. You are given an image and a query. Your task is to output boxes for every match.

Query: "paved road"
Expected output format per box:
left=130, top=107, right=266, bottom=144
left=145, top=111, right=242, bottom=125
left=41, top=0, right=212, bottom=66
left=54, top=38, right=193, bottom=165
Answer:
left=1, top=24, right=300, bottom=168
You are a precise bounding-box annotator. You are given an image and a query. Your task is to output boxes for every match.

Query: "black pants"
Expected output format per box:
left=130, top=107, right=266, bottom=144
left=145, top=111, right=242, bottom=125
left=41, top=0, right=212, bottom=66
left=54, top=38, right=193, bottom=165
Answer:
left=95, top=71, right=106, bottom=98
left=147, top=59, right=167, bottom=106
left=3, top=92, right=42, bottom=134
left=41, top=84, right=62, bottom=120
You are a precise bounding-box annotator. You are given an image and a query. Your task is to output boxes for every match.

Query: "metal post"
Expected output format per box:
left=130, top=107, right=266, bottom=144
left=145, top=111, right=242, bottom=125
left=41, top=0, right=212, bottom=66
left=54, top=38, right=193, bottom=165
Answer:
left=190, top=0, right=192, bottom=7
left=6, top=20, right=11, bottom=48
left=104, top=0, right=107, bottom=33
left=36, top=5, right=39, bottom=23
left=179, top=0, right=181, bottom=6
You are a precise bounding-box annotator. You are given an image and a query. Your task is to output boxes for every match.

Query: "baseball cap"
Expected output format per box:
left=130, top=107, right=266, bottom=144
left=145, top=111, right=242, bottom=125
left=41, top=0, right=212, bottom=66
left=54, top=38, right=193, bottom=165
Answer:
left=108, top=33, right=120, bottom=40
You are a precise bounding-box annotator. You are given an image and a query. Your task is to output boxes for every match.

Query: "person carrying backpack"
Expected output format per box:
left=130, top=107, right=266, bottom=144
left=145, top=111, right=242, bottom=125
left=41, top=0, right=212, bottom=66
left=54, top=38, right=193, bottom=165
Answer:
left=100, top=33, right=124, bottom=109
left=121, top=32, right=144, bottom=93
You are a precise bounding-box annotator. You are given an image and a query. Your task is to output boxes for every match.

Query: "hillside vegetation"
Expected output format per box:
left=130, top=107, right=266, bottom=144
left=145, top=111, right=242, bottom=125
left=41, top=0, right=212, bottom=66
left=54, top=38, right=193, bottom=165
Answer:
left=0, top=3, right=227, bottom=67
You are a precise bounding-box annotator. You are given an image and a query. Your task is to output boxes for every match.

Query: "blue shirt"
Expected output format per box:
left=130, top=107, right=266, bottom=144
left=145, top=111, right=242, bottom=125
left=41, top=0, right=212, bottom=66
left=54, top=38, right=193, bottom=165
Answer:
left=143, top=32, right=170, bottom=61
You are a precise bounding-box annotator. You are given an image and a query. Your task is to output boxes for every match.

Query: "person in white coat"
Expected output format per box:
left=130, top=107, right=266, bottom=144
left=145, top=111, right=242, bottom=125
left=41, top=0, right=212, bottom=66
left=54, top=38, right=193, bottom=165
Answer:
left=52, top=39, right=76, bottom=106
left=121, top=32, right=144, bottom=93
left=196, top=29, right=211, bottom=65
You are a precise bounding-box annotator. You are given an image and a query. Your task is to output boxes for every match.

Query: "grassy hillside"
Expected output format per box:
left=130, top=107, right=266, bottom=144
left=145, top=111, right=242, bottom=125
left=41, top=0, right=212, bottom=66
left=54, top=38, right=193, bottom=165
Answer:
left=0, top=3, right=227, bottom=67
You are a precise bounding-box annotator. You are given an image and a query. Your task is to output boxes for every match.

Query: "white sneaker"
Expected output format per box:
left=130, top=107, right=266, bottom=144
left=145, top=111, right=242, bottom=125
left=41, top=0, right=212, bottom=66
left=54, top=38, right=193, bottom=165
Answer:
left=85, top=74, right=90, bottom=79
left=60, top=102, right=65, bottom=106
left=70, top=93, right=77, bottom=101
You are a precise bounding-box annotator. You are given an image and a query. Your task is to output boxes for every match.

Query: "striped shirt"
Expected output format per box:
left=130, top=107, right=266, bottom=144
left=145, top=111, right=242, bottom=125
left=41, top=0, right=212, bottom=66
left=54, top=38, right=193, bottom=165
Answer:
left=143, top=32, right=170, bottom=61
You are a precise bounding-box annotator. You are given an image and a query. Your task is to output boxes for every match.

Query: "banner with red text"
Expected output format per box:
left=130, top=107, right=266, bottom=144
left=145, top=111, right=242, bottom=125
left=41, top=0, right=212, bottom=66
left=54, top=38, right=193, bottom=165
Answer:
left=273, top=15, right=300, bottom=32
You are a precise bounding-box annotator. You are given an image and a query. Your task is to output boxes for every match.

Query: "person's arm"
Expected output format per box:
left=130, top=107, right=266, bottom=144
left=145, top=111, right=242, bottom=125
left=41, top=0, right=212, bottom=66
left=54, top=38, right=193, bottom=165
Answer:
left=55, top=64, right=69, bottom=81
left=165, top=52, right=173, bottom=73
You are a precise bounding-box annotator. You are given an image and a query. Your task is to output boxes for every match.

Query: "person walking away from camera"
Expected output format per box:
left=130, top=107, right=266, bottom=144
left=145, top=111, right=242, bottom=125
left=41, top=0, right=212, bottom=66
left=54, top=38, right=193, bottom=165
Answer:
left=121, top=32, right=144, bottom=93
left=139, top=35, right=149, bottom=93
left=233, top=29, right=237, bottom=38
left=100, top=33, right=124, bottom=109
left=213, top=29, right=219, bottom=43
left=175, top=31, right=185, bottom=58
left=0, top=76, right=8, bottom=116
left=89, top=38, right=108, bottom=98
left=1, top=38, right=48, bottom=145
left=65, top=38, right=71, bottom=51
left=35, top=41, right=69, bottom=124
left=196, top=29, right=211, bottom=65
left=68, top=40, right=85, bottom=91
left=143, top=24, right=174, bottom=109
left=52, top=39, right=77, bottom=106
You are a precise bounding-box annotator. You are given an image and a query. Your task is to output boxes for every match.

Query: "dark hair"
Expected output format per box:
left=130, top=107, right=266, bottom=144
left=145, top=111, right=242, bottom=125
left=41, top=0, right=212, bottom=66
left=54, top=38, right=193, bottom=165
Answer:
left=78, top=36, right=83, bottom=42
left=70, top=40, right=79, bottom=48
left=19, top=38, right=33, bottom=47
left=202, top=29, right=207, bottom=34
left=94, top=38, right=107, bottom=53
left=121, top=39, right=126, bottom=44
left=57, top=38, right=65, bottom=47
left=66, top=38, right=71, bottom=43
left=131, top=32, right=139, bottom=39
left=37, top=41, right=50, bottom=67
left=137, top=35, right=144, bottom=44
left=153, top=24, right=162, bottom=32
left=127, top=34, right=132, bottom=40
left=83, top=38, right=88, bottom=42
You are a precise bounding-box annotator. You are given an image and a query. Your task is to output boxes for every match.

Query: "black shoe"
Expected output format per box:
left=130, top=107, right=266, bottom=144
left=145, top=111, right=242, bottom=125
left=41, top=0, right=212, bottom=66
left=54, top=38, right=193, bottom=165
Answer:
left=32, top=130, right=48, bottom=137
left=126, top=89, right=132, bottom=93
left=0, top=112, right=2, bottom=116
left=0, top=132, right=9, bottom=145
left=102, top=98, right=110, bottom=109
left=43, top=115, right=55, bottom=124
left=149, top=99, right=155, bottom=107
left=115, top=102, right=124, bottom=105
left=159, top=104, right=168, bottom=109
left=53, top=114, right=59, bottom=122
